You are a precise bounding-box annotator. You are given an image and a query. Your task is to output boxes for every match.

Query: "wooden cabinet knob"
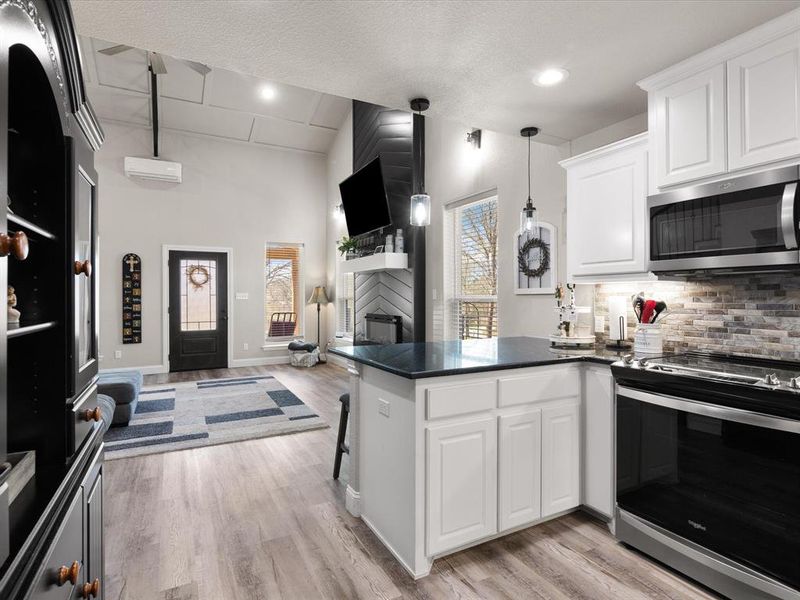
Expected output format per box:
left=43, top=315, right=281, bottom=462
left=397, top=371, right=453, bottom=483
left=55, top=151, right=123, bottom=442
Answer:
left=57, top=561, right=80, bottom=586
left=0, top=231, right=28, bottom=260
left=74, top=259, right=92, bottom=277
left=81, top=578, right=100, bottom=598
left=83, top=407, right=102, bottom=423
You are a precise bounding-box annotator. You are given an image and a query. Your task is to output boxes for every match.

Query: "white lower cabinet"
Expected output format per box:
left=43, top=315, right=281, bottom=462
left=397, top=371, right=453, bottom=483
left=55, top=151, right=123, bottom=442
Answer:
left=583, top=367, right=614, bottom=517
left=498, top=409, right=542, bottom=531
left=541, top=402, right=581, bottom=518
left=426, top=417, right=497, bottom=555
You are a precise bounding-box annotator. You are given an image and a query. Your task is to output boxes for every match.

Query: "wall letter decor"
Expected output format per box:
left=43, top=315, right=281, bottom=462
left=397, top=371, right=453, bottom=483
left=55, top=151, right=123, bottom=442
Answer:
left=122, top=253, right=142, bottom=343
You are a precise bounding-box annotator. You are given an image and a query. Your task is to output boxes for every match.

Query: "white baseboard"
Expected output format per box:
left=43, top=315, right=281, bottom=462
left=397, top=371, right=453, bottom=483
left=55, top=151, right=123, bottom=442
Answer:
left=99, top=364, right=167, bottom=375
left=345, top=485, right=361, bottom=517
left=230, top=356, right=291, bottom=368
left=361, top=514, right=432, bottom=580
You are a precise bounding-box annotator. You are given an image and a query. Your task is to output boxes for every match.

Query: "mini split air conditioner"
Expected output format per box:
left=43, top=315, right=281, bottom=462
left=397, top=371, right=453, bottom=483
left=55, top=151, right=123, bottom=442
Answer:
left=124, top=156, right=182, bottom=183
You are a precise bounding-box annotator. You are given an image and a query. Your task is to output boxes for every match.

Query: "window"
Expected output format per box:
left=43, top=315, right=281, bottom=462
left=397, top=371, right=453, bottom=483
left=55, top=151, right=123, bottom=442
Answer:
left=445, top=195, right=498, bottom=340
left=265, top=243, right=304, bottom=340
left=336, top=259, right=355, bottom=338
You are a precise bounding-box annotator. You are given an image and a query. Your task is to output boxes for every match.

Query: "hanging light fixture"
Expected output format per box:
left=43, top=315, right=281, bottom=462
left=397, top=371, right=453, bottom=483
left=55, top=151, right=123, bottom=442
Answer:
left=410, top=97, right=431, bottom=226
left=520, top=126, right=540, bottom=233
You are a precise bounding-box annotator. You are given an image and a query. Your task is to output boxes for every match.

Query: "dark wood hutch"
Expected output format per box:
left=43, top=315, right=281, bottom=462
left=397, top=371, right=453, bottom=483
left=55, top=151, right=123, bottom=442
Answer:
left=0, top=0, right=104, bottom=598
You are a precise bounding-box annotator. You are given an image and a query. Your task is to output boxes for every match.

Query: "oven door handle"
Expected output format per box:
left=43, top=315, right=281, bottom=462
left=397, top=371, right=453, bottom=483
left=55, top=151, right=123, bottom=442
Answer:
left=780, top=181, right=798, bottom=250
left=617, top=386, right=800, bottom=434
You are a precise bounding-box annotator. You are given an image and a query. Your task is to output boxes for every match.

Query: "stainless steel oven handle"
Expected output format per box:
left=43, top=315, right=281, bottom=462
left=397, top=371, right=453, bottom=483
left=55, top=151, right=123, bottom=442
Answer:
left=617, top=386, right=800, bottom=434
left=781, top=181, right=798, bottom=250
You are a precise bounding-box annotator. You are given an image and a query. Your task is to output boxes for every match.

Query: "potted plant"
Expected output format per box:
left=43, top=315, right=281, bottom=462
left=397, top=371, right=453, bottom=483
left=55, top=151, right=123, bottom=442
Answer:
left=338, top=237, right=358, bottom=259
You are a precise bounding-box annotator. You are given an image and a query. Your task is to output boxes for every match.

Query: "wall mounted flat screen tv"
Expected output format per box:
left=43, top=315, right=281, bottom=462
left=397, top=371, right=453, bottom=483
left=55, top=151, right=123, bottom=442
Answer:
left=338, top=156, right=393, bottom=237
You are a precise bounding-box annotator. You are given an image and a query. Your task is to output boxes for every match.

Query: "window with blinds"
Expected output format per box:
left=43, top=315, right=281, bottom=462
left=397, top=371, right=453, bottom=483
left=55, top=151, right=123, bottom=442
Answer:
left=265, top=243, right=304, bottom=340
left=336, top=261, right=355, bottom=338
left=444, top=195, right=499, bottom=340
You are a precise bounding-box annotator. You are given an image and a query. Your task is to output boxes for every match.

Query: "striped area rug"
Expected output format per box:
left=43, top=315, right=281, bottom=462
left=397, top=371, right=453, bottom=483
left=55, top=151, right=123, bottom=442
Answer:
left=104, top=374, right=327, bottom=460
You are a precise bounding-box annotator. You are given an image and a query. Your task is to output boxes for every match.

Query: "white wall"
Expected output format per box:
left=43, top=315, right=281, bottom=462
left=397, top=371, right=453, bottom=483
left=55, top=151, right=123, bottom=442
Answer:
left=425, top=118, right=570, bottom=340
left=563, top=112, right=647, bottom=157
left=324, top=108, right=353, bottom=347
left=97, top=122, right=328, bottom=371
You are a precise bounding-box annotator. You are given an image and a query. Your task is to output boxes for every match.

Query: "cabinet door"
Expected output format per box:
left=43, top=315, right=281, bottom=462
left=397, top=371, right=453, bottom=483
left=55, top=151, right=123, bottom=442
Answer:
left=498, top=410, right=541, bottom=532
left=583, top=368, right=614, bottom=518
left=70, top=135, right=98, bottom=395
left=84, top=469, right=103, bottom=600
left=566, top=140, right=648, bottom=277
left=728, top=32, right=800, bottom=170
left=653, top=64, right=726, bottom=187
left=426, top=417, right=497, bottom=555
left=541, top=402, right=580, bottom=518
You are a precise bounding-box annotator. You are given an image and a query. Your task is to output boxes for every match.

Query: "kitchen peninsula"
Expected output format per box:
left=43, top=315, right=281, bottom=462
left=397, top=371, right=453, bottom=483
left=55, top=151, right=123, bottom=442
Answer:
left=330, top=336, right=621, bottom=578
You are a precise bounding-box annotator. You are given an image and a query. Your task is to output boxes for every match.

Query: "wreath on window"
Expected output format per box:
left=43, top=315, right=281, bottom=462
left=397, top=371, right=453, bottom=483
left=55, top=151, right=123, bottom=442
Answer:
left=186, top=265, right=211, bottom=290
left=517, top=236, right=550, bottom=279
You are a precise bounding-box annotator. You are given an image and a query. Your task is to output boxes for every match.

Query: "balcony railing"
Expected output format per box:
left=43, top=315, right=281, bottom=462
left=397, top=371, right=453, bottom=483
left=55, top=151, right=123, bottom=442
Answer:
left=456, top=299, right=497, bottom=340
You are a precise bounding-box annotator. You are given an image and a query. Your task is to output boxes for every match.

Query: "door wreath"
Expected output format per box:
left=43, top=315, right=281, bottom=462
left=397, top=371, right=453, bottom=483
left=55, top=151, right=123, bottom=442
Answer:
left=517, top=236, right=550, bottom=279
left=186, top=264, right=211, bottom=290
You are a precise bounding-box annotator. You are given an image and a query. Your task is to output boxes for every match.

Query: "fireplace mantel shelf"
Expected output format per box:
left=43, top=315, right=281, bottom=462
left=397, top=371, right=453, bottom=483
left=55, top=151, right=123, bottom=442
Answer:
left=341, top=252, right=408, bottom=273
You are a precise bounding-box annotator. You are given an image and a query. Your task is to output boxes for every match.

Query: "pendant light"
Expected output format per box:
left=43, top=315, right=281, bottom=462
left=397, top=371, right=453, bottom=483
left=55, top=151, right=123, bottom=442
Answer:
left=410, top=97, right=431, bottom=226
left=520, top=126, right=540, bottom=233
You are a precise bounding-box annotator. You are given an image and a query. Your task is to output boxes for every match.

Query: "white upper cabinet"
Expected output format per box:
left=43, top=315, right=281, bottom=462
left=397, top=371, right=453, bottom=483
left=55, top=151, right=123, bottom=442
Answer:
left=561, top=134, right=648, bottom=280
left=652, top=65, right=727, bottom=187
left=640, top=9, right=800, bottom=190
left=728, top=32, right=800, bottom=170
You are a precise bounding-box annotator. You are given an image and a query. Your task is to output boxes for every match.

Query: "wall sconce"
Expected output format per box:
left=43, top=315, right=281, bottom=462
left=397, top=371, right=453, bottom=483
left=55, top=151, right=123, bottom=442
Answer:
left=466, top=128, right=482, bottom=148
left=333, top=203, right=345, bottom=221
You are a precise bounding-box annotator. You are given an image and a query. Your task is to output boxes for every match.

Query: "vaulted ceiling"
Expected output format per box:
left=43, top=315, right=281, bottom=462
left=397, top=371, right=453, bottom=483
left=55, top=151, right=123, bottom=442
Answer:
left=81, top=37, right=352, bottom=154
left=73, top=0, right=800, bottom=145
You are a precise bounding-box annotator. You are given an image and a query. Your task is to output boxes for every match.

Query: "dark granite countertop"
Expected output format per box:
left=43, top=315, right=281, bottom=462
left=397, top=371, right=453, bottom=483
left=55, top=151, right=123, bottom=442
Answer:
left=329, top=336, right=627, bottom=379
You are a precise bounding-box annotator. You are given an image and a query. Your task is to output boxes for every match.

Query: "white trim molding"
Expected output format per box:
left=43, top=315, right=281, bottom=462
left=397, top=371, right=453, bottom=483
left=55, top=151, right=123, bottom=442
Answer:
left=99, top=364, right=167, bottom=375
left=230, top=356, right=291, bottom=368
left=161, top=244, right=235, bottom=373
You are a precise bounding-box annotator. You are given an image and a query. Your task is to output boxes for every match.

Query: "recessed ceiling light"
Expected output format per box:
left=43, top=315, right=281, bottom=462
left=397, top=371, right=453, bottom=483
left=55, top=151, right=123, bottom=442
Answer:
left=533, top=68, right=569, bottom=87
left=259, top=84, right=277, bottom=100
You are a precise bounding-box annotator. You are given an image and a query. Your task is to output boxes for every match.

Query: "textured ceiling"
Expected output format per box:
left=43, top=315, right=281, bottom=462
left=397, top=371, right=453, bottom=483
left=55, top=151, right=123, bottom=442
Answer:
left=72, top=1, right=800, bottom=145
left=81, top=36, right=351, bottom=154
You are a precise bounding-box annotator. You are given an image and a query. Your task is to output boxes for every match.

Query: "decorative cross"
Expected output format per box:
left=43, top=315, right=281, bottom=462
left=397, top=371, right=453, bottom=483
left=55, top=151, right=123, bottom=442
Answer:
left=125, top=255, right=139, bottom=271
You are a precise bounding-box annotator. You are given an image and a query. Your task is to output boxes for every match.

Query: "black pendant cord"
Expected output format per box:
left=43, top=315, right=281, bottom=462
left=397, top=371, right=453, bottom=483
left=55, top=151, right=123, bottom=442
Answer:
left=416, top=107, right=425, bottom=194
left=527, top=135, right=531, bottom=201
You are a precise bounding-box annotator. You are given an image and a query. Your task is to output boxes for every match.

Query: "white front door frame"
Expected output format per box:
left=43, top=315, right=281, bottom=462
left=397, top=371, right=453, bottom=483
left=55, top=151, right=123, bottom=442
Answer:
left=161, top=244, right=234, bottom=372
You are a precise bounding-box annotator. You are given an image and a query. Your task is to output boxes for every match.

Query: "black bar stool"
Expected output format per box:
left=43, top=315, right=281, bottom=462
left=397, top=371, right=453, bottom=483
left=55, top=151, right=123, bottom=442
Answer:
left=333, top=393, right=350, bottom=480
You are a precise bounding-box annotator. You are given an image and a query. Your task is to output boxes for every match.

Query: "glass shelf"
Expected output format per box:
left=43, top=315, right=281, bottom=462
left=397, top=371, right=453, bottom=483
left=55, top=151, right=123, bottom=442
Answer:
left=7, top=321, right=57, bottom=339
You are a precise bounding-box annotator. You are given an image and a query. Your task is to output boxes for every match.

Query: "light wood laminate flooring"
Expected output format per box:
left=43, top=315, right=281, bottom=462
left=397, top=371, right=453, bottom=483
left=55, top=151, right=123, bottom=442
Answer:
left=104, top=363, right=719, bottom=600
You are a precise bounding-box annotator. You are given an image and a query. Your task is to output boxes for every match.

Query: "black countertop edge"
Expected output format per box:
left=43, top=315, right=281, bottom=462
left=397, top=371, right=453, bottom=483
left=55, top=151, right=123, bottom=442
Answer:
left=328, top=346, right=618, bottom=379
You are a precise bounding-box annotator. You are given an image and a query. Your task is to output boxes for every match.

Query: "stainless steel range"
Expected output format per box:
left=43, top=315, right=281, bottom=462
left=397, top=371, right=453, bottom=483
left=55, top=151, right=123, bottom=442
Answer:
left=612, top=353, right=800, bottom=600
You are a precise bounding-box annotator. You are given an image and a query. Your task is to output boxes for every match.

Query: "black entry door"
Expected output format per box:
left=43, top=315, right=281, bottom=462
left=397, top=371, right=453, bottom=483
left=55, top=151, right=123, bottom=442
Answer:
left=169, top=251, right=228, bottom=372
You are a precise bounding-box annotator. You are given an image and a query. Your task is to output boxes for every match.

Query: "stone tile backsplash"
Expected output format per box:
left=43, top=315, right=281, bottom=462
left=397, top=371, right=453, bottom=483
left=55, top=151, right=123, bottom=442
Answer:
left=593, top=274, right=800, bottom=360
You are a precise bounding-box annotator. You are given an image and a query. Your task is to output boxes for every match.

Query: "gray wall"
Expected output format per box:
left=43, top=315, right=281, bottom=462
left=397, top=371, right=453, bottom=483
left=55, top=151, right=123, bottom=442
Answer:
left=424, top=117, right=571, bottom=340
left=97, top=122, right=328, bottom=371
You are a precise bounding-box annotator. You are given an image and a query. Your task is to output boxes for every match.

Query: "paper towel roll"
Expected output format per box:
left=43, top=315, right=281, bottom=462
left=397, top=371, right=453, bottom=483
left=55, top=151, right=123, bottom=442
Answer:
left=608, top=296, right=628, bottom=341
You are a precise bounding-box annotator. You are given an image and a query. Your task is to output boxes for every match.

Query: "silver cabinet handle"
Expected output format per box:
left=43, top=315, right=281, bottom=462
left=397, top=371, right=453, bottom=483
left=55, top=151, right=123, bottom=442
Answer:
left=780, top=182, right=798, bottom=250
left=617, top=385, right=800, bottom=434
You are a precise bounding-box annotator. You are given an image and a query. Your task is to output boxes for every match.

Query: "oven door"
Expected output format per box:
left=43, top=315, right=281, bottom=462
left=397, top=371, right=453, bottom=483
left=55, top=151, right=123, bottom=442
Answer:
left=616, top=386, right=800, bottom=591
left=648, top=167, right=800, bottom=272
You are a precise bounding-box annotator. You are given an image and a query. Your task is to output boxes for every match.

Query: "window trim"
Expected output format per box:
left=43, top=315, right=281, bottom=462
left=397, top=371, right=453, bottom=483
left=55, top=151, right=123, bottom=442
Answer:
left=335, top=251, right=355, bottom=340
left=264, top=242, right=305, bottom=342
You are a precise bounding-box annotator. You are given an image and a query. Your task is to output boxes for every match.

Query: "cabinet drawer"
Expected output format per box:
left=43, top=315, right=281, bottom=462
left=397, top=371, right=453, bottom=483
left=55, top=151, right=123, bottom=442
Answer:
left=498, top=369, right=578, bottom=407
left=69, top=384, right=99, bottom=455
left=29, top=489, right=84, bottom=600
left=426, top=380, right=496, bottom=420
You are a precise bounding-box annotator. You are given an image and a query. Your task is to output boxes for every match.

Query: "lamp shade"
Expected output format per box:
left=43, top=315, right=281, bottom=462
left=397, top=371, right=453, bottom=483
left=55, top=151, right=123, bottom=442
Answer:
left=307, top=285, right=330, bottom=305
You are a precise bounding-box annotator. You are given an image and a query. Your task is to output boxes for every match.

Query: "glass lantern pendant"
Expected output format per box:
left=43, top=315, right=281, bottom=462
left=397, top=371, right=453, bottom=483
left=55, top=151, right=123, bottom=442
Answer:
left=409, top=97, right=432, bottom=227
left=411, top=193, right=431, bottom=227
left=520, top=126, right=540, bottom=234
left=520, top=197, right=537, bottom=232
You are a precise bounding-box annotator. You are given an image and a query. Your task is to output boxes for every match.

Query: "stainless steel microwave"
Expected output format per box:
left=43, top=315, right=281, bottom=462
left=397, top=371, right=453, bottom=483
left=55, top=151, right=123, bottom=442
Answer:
left=648, top=166, right=800, bottom=274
